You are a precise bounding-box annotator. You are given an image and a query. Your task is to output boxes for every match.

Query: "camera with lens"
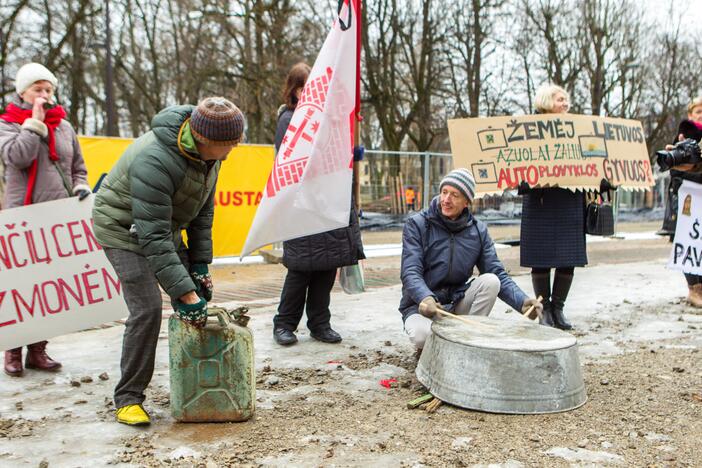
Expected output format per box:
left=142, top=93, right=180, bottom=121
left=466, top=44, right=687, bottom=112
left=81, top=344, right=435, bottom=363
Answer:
left=656, top=138, right=702, bottom=172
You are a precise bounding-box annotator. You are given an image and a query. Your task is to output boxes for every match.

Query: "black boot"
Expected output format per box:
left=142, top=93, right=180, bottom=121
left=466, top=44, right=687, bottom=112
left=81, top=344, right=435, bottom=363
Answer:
left=273, top=327, right=298, bottom=346
left=310, top=327, right=342, bottom=343
left=552, top=271, right=574, bottom=330
left=531, top=271, right=555, bottom=327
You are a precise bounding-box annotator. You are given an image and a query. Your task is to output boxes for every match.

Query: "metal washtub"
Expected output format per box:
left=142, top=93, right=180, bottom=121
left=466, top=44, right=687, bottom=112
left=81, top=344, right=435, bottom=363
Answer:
left=416, top=316, right=587, bottom=414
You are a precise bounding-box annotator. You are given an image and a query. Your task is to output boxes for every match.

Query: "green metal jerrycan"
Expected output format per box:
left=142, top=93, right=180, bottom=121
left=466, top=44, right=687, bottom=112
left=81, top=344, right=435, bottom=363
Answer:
left=168, top=306, right=255, bottom=422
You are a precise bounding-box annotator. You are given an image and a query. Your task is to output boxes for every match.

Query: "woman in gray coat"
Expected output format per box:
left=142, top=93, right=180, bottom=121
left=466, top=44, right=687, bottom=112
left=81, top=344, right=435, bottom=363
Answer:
left=0, top=63, right=90, bottom=377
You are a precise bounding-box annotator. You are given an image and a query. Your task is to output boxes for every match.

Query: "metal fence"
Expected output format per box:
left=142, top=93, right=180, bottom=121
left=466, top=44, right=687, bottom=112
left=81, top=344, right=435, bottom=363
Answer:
left=358, top=150, right=668, bottom=217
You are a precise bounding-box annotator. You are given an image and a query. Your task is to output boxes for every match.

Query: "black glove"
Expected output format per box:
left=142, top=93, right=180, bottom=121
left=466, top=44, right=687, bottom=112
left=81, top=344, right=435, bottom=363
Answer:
left=599, top=178, right=617, bottom=193
left=517, top=180, right=530, bottom=195
left=76, top=189, right=91, bottom=201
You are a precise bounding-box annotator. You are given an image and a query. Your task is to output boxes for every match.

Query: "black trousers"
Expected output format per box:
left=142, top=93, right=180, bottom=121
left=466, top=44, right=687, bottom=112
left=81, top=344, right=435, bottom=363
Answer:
left=685, top=274, right=702, bottom=286
left=273, top=269, right=337, bottom=332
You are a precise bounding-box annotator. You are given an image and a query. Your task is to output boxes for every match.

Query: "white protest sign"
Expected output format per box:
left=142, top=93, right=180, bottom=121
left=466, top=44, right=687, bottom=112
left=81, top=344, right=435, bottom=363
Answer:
left=668, top=180, right=702, bottom=274
left=0, top=195, right=128, bottom=351
left=241, top=0, right=358, bottom=256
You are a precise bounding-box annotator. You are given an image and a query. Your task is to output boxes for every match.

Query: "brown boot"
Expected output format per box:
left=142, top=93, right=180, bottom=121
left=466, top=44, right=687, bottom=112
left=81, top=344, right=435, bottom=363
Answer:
left=4, top=348, right=23, bottom=376
left=687, top=284, right=702, bottom=308
left=25, top=341, right=62, bottom=372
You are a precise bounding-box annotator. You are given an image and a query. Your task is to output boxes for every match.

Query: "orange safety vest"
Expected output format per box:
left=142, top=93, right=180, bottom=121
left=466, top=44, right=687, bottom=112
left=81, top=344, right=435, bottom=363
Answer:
left=405, top=188, right=415, bottom=204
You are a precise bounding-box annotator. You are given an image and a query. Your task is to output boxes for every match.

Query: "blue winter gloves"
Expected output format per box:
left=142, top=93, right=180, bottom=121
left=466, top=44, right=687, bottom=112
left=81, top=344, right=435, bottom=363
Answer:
left=190, top=263, right=213, bottom=302
left=174, top=297, right=208, bottom=328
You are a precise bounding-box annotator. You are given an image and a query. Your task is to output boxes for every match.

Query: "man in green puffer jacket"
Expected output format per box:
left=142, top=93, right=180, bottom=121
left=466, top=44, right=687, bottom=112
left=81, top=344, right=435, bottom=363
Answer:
left=92, top=97, right=245, bottom=426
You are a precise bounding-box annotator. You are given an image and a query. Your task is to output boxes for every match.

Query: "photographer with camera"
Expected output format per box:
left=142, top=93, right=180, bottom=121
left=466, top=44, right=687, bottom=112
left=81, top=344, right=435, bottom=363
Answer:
left=657, top=97, right=702, bottom=307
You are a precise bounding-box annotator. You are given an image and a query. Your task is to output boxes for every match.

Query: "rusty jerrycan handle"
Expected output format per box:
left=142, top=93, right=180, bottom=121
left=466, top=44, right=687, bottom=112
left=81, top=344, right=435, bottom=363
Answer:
left=210, top=307, right=230, bottom=328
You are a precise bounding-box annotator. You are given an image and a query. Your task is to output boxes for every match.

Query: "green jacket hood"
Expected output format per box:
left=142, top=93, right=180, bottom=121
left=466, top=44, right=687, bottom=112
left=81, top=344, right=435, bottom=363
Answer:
left=151, top=105, right=195, bottom=152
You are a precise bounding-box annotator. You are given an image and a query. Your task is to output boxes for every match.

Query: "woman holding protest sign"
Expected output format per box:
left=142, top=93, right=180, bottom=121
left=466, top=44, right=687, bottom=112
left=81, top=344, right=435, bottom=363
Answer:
left=0, top=63, right=90, bottom=376
left=519, top=84, right=585, bottom=330
left=662, top=97, right=702, bottom=307
left=271, top=62, right=365, bottom=346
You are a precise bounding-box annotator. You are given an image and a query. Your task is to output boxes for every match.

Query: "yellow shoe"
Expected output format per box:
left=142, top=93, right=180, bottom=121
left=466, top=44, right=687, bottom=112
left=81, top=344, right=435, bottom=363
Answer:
left=116, top=404, right=151, bottom=426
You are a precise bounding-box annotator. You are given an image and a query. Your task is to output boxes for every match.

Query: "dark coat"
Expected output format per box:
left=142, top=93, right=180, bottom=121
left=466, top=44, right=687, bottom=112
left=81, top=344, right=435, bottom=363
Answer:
left=274, top=106, right=365, bottom=272
left=274, top=106, right=293, bottom=153
left=519, top=187, right=587, bottom=268
left=399, top=197, right=527, bottom=321
left=662, top=120, right=702, bottom=234
left=93, top=105, right=220, bottom=300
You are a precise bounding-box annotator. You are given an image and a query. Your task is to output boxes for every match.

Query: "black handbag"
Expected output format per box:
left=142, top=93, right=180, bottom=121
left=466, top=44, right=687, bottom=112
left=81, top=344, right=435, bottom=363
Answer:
left=586, top=190, right=614, bottom=236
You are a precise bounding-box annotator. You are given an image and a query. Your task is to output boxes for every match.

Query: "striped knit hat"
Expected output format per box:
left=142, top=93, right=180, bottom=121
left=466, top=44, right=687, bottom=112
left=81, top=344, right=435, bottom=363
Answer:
left=190, top=97, right=245, bottom=146
left=439, top=168, right=476, bottom=202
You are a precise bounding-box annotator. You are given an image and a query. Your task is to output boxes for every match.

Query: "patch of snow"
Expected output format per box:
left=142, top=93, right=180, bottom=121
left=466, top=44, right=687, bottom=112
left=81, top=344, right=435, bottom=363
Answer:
left=545, top=447, right=624, bottom=465
left=169, top=446, right=202, bottom=460
left=451, top=437, right=473, bottom=450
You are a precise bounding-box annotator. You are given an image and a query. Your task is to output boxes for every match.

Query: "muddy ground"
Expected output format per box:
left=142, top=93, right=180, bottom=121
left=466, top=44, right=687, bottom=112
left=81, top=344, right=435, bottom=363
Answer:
left=0, top=225, right=701, bottom=467
left=111, top=343, right=701, bottom=468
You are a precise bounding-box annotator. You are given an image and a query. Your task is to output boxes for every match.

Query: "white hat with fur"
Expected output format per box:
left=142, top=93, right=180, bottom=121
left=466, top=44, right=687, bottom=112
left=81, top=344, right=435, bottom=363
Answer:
left=15, top=63, right=58, bottom=95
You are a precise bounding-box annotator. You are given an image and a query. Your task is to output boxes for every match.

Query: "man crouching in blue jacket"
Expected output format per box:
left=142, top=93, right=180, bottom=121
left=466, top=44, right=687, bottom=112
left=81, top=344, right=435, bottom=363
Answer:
left=399, top=168, right=543, bottom=350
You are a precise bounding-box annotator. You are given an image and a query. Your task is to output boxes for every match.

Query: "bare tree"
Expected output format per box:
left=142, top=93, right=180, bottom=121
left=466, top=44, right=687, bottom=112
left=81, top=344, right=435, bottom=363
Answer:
left=445, top=0, right=506, bottom=118
left=520, top=0, right=582, bottom=109
left=0, top=0, right=31, bottom=107
left=577, top=0, right=646, bottom=116
left=397, top=0, right=447, bottom=152
left=641, top=26, right=702, bottom=155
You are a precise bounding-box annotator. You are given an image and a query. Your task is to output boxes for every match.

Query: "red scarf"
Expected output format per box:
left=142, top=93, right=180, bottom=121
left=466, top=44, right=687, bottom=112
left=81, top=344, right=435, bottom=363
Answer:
left=0, top=102, right=67, bottom=205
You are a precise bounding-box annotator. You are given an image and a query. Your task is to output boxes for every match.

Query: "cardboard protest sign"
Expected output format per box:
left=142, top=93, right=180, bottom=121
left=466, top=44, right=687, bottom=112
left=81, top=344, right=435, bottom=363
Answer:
left=668, top=180, right=702, bottom=274
left=448, top=114, right=654, bottom=196
left=0, top=196, right=128, bottom=351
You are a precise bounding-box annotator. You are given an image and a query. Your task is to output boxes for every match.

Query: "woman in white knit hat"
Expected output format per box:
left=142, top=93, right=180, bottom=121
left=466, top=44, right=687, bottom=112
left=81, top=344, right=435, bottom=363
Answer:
left=0, top=63, right=90, bottom=377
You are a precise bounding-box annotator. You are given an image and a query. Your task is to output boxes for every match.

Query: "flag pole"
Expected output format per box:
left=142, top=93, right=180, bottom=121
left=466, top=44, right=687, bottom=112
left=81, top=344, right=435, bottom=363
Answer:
left=353, top=0, right=362, bottom=215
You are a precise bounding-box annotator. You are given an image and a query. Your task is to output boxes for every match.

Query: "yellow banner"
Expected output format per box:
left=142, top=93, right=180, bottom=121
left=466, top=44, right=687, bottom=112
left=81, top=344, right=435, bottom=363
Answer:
left=79, top=136, right=273, bottom=257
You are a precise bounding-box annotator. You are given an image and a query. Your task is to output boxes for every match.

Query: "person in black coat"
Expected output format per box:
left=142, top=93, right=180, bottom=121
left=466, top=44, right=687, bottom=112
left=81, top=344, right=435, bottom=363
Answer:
left=520, top=84, right=584, bottom=330
left=272, top=62, right=365, bottom=346
left=663, top=97, right=702, bottom=307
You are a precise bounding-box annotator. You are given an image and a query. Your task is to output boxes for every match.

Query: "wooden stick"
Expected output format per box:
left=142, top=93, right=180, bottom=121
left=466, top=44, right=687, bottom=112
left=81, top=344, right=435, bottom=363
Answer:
left=435, top=308, right=494, bottom=329
left=522, top=295, right=543, bottom=321
left=407, top=393, right=434, bottom=410
left=425, top=397, right=443, bottom=413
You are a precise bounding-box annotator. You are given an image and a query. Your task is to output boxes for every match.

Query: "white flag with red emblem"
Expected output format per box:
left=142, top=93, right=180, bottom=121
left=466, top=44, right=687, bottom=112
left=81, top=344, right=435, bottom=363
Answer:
left=241, top=0, right=359, bottom=257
